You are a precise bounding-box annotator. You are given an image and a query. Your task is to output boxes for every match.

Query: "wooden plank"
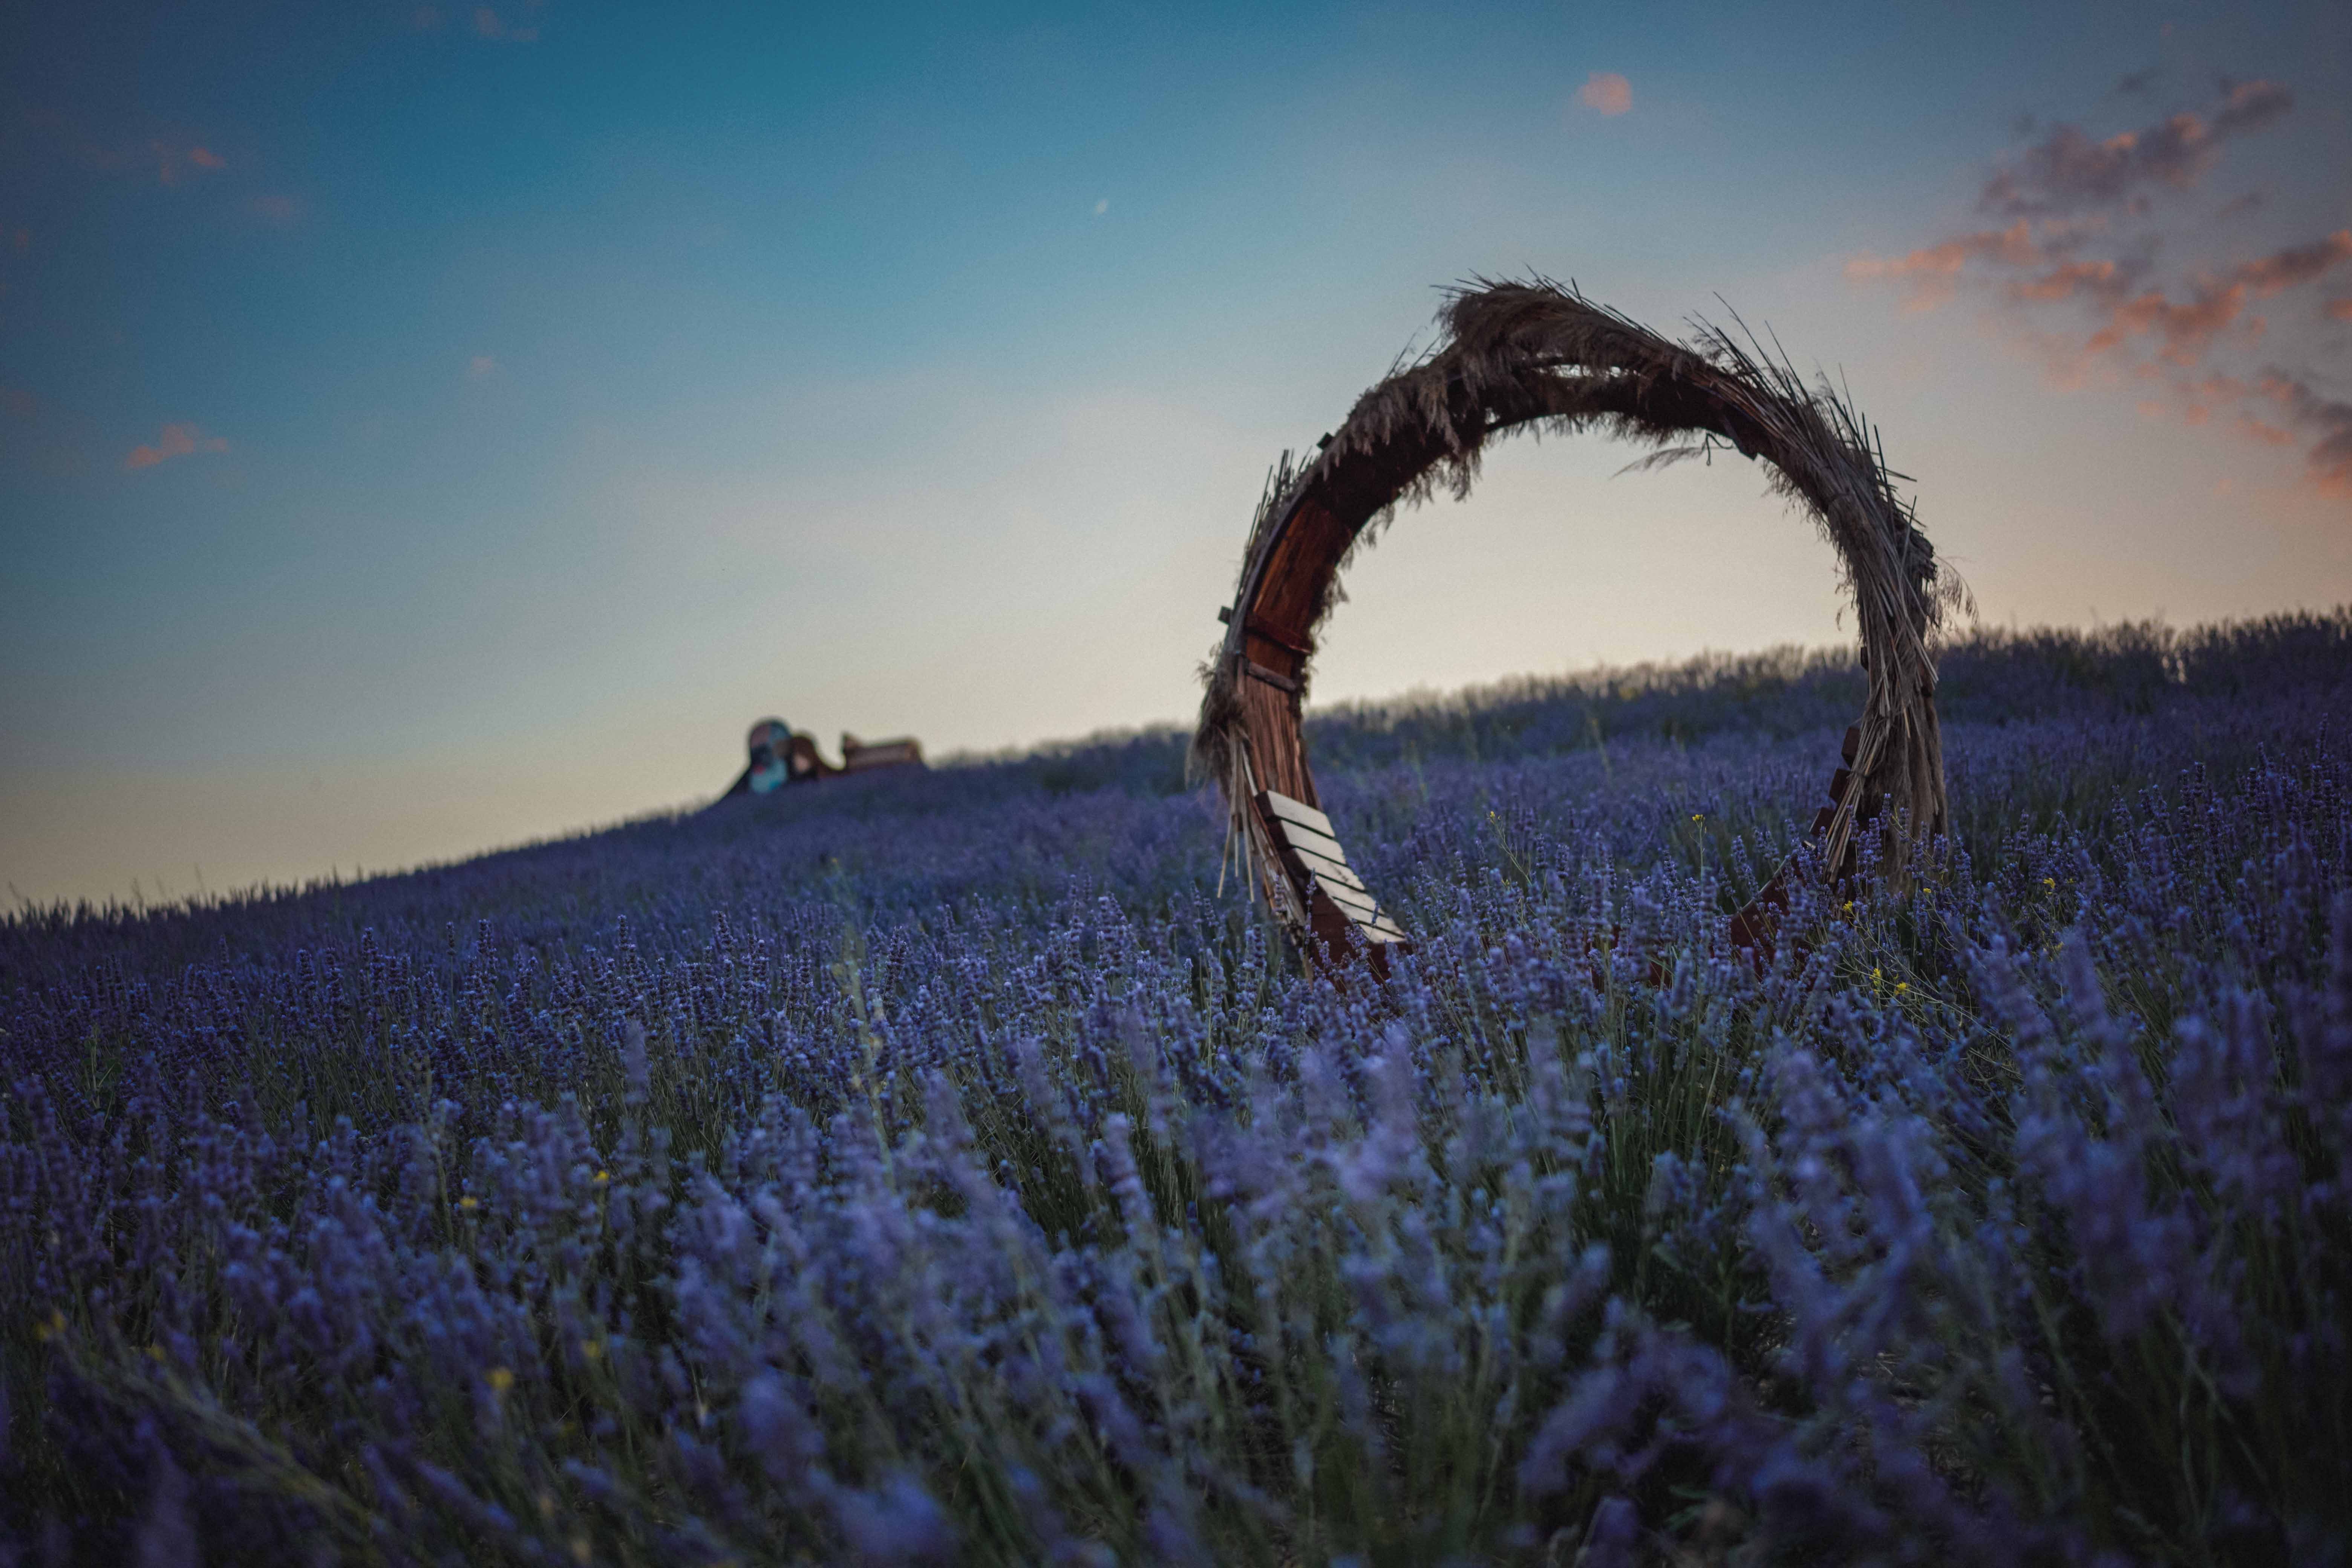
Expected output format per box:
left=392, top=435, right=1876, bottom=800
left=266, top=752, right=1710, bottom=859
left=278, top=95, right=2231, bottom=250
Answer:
left=1841, top=724, right=1861, bottom=763
left=1243, top=631, right=1303, bottom=681
left=1245, top=659, right=1301, bottom=695
left=1261, top=790, right=1337, bottom=840
left=1245, top=615, right=1312, bottom=658
left=1274, top=816, right=1350, bottom=866
left=1314, top=876, right=1379, bottom=913
left=1289, top=844, right=1368, bottom=893
left=1317, top=880, right=1389, bottom=923
left=1311, top=887, right=1407, bottom=943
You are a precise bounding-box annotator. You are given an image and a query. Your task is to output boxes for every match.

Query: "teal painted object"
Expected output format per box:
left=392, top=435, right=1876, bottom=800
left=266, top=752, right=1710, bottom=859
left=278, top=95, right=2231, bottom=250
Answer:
left=744, top=717, right=793, bottom=795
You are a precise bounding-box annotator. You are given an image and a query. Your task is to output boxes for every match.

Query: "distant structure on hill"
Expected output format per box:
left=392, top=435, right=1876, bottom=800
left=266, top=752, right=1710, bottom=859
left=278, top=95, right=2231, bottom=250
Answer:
left=722, top=718, right=925, bottom=798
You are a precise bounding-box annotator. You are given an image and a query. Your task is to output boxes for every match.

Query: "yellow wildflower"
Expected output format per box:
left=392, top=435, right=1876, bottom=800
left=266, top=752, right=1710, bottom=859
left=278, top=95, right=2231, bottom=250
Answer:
left=487, top=1366, right=515, bottom=1394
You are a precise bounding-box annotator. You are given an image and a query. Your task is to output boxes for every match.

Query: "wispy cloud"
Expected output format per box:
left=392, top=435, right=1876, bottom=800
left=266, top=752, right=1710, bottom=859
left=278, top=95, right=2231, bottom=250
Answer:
left=149, top=139, right=230, bottom=187
left=245, top=194, right=300, bottom=227
left=2061, top=233, right=2349, bottom=366
left=1575, top=72, right=1632, bottom=117
left=2252, top=371, right=2352, bottom=494
left=2234, top=230, right=2352, bottom=296
left=467, top=354, right=499, bottom=380
left=124, top=422, right=228, bottom=471
left=1848, top=77, right=2349, bottom=499
left=1844, top=220, right=2046, bottom=309
left=1978, top=79, right=2290, bottom=217
left=470, top=8, right=539, bottom=43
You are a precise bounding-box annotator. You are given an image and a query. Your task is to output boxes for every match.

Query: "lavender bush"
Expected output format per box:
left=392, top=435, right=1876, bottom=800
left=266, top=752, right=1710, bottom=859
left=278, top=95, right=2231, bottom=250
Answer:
left=3, top=614, right=2348, bottom=1565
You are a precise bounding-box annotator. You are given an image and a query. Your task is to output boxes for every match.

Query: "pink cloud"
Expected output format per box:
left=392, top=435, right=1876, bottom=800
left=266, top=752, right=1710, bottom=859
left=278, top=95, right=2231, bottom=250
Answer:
left=124, top=422, right=228, bottom=471
left=467, top=354, right=499, bottom=380
left=2213, top=77, right=2295, bottom=134
left=1850, top=83, right=2345, bottom=499
left=149, top=140, right=228, bottom=187
left=2074, top=237, right=2352, bottom=367
left=245, top=194, right=300, bottom=226
left=1576, top=72, right=1632, bottom=117
left=2007, top=257, right=2137, bottom=305
left=467, top=8, right=537, bottom=41
left=2234, top=228, right=2352, bottom=297
left=0, top=385, right=35, bottom=420
left=2084, top=280, right=2255, bottom=366
left=1846, top=221, right=2041, bottom=280
left=1844, top=221, right=2041, bottom=309
left=1979, top=80, right=2290, bottom=216
left=2252, top=371, right=2352, bottom=493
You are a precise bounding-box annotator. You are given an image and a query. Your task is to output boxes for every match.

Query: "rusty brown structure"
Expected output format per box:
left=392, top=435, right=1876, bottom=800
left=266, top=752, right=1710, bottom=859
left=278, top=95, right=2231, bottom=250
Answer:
left=724, top=725, right=926, bottom=798
left=1191, top=279, right=1957, bottom=966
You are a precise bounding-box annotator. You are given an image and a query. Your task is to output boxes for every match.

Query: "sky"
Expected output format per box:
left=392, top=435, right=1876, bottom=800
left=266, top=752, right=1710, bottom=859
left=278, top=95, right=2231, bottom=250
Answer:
left=3, top=0, right=2349, bottom=909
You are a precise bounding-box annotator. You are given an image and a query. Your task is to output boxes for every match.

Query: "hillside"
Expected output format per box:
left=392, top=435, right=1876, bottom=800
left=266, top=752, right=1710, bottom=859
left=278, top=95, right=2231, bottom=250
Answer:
left=2, top=609, right=2348, bottom=1563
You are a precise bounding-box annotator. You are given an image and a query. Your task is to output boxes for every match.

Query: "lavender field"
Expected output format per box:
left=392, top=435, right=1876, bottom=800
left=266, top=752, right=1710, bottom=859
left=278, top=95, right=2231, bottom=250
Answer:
left=4, top=614, right=2349, bottom=1566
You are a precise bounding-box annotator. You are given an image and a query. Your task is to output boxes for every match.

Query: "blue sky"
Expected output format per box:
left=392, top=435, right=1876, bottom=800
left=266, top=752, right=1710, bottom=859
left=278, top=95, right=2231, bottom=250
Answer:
left=4, top=0, right=2349, bottom=905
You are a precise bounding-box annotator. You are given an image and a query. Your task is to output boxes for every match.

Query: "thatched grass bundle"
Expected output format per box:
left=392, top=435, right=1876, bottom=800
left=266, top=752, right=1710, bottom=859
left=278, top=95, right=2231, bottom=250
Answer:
left=1193, top=277, right=1959, bottom=958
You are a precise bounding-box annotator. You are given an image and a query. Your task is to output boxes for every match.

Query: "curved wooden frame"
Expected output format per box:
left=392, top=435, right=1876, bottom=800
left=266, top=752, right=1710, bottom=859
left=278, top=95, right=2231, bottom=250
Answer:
left=1192, top=279, right=1955, bottom=965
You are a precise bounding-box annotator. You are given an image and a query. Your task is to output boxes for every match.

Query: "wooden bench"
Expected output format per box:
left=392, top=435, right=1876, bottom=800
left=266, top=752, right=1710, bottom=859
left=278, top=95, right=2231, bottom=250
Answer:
left=1256, top=789, right=1408, bottom=953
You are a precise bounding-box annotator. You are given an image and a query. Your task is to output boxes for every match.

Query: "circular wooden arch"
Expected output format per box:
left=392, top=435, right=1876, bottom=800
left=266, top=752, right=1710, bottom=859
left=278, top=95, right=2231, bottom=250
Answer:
left=1191, top=279, right=1954, bottom=966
